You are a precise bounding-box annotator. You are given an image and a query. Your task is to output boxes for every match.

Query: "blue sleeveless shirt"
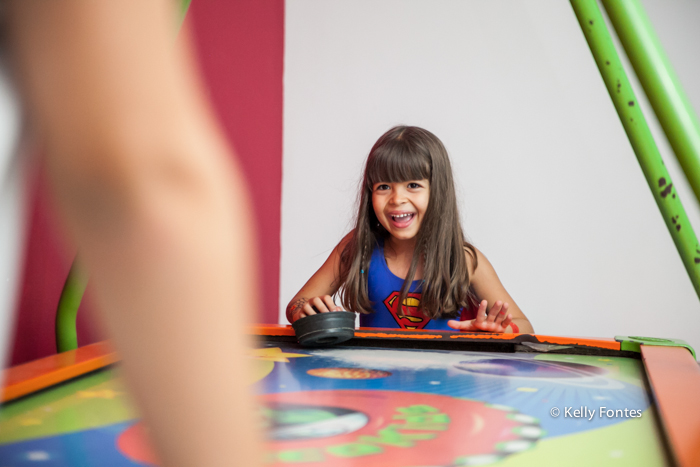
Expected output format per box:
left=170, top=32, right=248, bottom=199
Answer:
left=360, top=241, right=457, bottom=330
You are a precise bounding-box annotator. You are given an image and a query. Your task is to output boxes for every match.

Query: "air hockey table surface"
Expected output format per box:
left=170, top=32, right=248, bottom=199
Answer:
left=1, top=327, right=700, bottom=467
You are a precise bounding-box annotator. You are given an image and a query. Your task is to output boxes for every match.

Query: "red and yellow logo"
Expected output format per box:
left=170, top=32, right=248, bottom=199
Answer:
left=383, top=292, right=429, bottom=329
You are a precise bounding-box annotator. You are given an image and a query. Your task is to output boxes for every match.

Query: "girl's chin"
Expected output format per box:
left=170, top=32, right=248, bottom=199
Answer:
left=386, top=229, right=419, bottom=242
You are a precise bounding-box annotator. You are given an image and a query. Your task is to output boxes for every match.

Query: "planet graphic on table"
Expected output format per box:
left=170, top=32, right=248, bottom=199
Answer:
left=454, top=357, right=607, bottom=378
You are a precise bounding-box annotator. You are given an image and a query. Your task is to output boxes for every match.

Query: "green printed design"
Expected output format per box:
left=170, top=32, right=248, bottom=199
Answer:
left=268, top=408, right=337, bottom=426
left=275, top=448, right=326, bottom=463
left=358, top=424, right=437, bottom=448
left=0, top=369, right=138, bottom=444
left=496, top=409, right=668, bottom=466
left=326, top=443, right=384, bottom=458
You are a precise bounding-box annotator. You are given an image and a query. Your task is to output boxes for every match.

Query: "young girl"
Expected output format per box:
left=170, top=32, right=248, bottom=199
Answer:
left=287, top=126, right=533, bottom=333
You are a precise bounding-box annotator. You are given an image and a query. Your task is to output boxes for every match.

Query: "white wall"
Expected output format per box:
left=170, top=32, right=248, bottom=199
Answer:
left=0, top=60, right=24, bottom=369
left=281, top=0, right=700, bottom=352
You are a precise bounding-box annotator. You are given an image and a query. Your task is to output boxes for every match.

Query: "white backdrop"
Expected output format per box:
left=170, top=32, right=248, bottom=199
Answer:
left=280, top=0, right=700, bottom=353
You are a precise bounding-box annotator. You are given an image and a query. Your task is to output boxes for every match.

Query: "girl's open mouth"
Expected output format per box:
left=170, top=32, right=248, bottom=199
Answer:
left=390, top=212, right=415, bottom=228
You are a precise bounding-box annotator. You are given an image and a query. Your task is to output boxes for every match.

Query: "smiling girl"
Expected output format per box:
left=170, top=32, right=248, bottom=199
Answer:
left=287, top=126, right=533, bottom=333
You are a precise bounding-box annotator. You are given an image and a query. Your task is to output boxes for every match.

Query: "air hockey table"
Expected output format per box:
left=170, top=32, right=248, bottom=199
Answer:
left=1, top=327, right=700, bottom=466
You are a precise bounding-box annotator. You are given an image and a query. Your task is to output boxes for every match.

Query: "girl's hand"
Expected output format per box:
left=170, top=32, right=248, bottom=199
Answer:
left=288, top=295, right=342, bottom=323
left=447, top=300, right=513, bottom=333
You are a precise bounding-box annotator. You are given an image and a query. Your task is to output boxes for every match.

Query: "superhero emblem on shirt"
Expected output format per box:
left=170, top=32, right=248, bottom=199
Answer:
left=383, top=292, right=428, bottom=329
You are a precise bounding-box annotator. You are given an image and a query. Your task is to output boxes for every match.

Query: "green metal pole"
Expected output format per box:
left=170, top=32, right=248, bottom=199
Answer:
left=601, top=0, right=700, bottom=207
left=55, top=259, right=88, bottom=353
left=180, top=0, right=193, bottom=25
left=570, top=0, right=700, bottom=300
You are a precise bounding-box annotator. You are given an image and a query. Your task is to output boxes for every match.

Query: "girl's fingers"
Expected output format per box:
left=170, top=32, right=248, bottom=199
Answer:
left=299, top=295, right=343, bottom=318
left=494, top=302, right=509, bottom=324
left=301, top=302, right=317, bottom=316
left=500, top=303, right=510, bottom=324
left=293, top=294, right=344, bottom=321
left=310, top=297, right=330, bottom=313
left=476, top=300, right=488, bottom=321
left=486, top=301, right=503, bottom=322
left=460, top=300, right=512, bottom=333
left=501, top=314, right=513, bottom=330
left=322, top=295, right=341, bottom=312
left=448, top=319, right=476, bottom=331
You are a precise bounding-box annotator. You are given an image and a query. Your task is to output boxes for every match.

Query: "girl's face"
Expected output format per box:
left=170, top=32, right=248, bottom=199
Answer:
left=372, top=179, right=430, bottom=243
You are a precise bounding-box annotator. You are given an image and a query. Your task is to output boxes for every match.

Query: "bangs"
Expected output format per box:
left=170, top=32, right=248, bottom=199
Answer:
left=365, top=140, right=431, bottom=188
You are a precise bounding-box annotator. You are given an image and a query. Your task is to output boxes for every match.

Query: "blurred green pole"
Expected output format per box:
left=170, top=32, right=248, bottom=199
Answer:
left=601, top=0, right=700, bottom=207
left=180, top=0, right=193, bottom=25
left=55, top=259, right=88, bottom=353
left=570, top=0, right=700, bottom=300
left=55, top=0, right=196, bottom=352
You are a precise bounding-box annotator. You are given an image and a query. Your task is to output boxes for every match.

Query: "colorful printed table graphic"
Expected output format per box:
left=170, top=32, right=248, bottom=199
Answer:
left=0, top=342, right=669, bottom=466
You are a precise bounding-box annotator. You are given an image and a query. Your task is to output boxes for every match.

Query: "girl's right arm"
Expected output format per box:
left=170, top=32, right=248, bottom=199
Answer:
left=286, top=234, right=352, bottom=323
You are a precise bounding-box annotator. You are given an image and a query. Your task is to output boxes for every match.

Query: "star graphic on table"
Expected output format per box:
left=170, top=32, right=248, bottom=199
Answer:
left=19, top=418, right=43, bottom=426
left=76, top=389, right=123, bottom=399
left=249, top=347, right=310, bottom=363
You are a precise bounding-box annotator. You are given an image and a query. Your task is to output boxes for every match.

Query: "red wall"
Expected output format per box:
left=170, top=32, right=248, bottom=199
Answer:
left=10, top=0, right=284, bottom=366
left=10, top=170, right=104, bottom=367
left=188, top=0, right=284, bottom=325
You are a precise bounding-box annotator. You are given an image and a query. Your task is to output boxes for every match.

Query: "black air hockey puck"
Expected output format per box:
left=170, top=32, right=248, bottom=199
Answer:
left=292, top=311, right=355, bottom=347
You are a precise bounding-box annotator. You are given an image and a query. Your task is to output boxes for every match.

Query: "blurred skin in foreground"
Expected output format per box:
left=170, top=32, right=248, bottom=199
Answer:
left=8, top=1, right=261, bottom=466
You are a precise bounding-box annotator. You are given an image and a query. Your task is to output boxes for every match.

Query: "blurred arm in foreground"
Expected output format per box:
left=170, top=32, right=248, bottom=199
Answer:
left=8, top=1, right=261, bottom=465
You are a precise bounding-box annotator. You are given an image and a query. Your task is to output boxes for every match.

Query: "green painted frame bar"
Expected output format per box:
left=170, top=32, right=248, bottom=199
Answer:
left=615, top=335, right=696, bottom=359
left=55, top=259, right=87, bottom=353
left=570, top=0, right=700, bottom=300
left=180, top=0, right=193, bottom=25
left=602, top=0, right=700, bottom=206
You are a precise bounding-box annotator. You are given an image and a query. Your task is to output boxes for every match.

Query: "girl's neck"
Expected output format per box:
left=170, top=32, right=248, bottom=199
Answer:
left=383, top=235, right=423, bottom=280
left=384, top=235, right=416, bottom=258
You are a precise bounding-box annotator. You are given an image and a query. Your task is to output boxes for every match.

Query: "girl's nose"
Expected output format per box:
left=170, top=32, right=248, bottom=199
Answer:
left=390, top=188, right=407, bottom=205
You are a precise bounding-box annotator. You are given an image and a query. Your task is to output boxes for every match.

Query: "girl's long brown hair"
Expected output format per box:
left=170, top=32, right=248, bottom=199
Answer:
left=336, top=126, right=478, bottom=319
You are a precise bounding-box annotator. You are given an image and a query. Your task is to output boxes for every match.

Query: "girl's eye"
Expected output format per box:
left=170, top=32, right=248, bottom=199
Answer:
left=375, top=184, right=390, bottom=191
left=408, top=182, right=421, bottom=189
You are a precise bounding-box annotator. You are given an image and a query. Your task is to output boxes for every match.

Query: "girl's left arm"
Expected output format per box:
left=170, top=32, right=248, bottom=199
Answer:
left=449, top=248, right=534, bottom=333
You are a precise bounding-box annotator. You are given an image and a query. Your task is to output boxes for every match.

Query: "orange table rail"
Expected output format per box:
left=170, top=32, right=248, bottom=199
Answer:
left=1, top=341, right=118, bottom=403
left=251, top=324, right=621, bottom=349
left=642, top=345, right=700, bottom=467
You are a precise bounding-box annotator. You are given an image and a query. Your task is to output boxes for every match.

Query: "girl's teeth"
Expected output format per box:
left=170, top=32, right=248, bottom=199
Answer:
left=392, top=213, right=413, bottom=220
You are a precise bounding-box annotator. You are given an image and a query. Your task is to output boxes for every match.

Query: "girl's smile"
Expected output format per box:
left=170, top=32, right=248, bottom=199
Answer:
left=372, top=179, right=430, bottom=243
left=389, top=211, right=415, bottom=228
